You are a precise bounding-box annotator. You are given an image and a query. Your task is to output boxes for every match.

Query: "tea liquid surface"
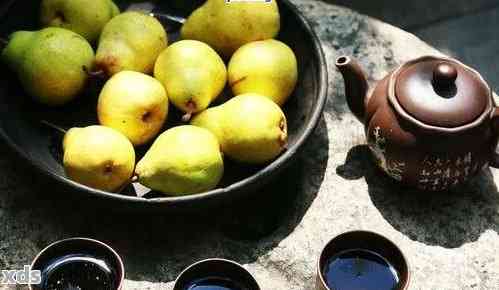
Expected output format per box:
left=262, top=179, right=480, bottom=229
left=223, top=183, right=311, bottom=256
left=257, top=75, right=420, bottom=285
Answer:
left=185, top=277, right=246, bottom=290
left=41, top=254, right=116, bottom=290
left=323, top=249, right=400, bottom=290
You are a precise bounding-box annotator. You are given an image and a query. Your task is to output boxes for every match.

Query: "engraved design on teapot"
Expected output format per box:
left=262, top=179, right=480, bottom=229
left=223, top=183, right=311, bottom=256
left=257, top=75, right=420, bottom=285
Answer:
left=417, top=152, right=480, bottom=190
left=368, top=126, right=406, bottom=181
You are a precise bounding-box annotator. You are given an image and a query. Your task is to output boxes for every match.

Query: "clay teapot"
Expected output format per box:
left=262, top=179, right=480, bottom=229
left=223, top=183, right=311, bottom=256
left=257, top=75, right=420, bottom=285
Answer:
left=336, top=55, right=499, bottom=191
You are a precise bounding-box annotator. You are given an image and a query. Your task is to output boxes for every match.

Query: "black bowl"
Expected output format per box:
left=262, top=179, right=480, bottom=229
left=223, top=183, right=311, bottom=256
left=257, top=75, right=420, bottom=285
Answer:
left=0, top=0, right=327, bottom=212
left=316, top=231, right=410, bottom=290
left=30, top=238, right=125, bottom=290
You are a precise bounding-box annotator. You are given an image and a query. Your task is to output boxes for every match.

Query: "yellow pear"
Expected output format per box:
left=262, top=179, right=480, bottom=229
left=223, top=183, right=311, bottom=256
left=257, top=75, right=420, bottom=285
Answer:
left=135, top=125, right=224, bottom=195
left=181, top=0, right=280, bottom=58
left=63, top=125, right=135, bottom=192
left=154, top=40, right=226, bottom=120
left=98, top=71, right=169, bottom=146
left=228, top=39, right=298, bottom=106
left=191, top=93, right=287, bottom=164
left=95, top=11, right=168, bottom=77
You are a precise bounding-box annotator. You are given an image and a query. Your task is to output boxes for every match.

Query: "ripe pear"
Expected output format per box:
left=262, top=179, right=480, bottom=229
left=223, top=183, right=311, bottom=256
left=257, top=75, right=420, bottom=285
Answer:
left=63, top=125, right=135, bottom=192
left=154, top=40, right=226, bottom=120
left=98, top=71, right=169, bottom=146
left=191, top=93, right=287, bottom=164
left=40, top=0, right=120, bottom=43
left=95, top=11, right=168, bottom=77
left=135, top=125, right=224, bottom=195
left=181, top=0, right=280, bottom=58
left=228, top=39, right=298, bottom=106
left=1, top=27, right=94, bottom=106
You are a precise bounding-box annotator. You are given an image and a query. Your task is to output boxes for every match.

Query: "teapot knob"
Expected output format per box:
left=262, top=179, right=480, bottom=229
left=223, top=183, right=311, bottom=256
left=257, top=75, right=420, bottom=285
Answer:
left=433, top=62, right=458, bottom=89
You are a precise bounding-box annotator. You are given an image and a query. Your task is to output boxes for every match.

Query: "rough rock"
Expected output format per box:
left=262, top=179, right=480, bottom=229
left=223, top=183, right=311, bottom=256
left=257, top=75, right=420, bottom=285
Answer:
left=1, top=1, right=498, bottom=290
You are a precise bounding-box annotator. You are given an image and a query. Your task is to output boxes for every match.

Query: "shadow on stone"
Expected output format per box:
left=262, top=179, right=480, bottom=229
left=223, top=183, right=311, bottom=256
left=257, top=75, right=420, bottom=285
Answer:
left=337, top=145, right=499, bottom=248
left=1, top=116, right=329, bottom=284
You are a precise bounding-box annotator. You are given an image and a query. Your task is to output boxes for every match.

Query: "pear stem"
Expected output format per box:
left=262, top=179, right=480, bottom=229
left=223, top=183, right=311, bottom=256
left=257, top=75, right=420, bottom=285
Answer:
left=88, top=70, right=106, bottom=78
left=149, top=12, right=186, bottom=33
left=182, top=100, right=197, bottom=122
left=149, top=12, right=186, bottom=24
left=83, top=66, right=106, bottom=79
left=181, top=112, right=193, bottom=122
left=40, top=120, right=67, bottom=135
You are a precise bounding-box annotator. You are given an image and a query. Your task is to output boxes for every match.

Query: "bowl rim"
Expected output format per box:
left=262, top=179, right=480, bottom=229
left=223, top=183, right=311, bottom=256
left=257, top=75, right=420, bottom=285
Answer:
left=0, top=0, right=328, bottom=206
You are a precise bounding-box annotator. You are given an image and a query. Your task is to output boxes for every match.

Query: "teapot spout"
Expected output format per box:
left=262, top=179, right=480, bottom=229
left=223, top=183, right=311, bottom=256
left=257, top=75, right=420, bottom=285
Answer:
left=336, top=56, right=369, bottom=122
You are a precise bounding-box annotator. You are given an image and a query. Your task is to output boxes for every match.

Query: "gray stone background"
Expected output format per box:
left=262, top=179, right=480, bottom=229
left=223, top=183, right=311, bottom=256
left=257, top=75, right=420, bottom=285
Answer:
left=1, top=1, right=499, bottom=289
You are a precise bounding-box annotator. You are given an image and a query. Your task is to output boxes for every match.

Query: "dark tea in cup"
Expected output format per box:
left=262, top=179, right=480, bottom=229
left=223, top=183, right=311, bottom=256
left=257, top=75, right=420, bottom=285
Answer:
left=174, top=259, right=259, bottom=290
left=316, top=231, right=409, bottom=290
left=40, top=253, right=116, bottom=290
left=322, top=248, right=400, bottom=290
left=30, top=238, right=124, bottom=290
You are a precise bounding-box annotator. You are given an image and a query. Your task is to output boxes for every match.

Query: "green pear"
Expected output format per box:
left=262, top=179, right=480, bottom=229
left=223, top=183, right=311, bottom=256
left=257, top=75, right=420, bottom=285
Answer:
left=135, top=125, right=224, bottom=195
left=95, top=11, right=168, bottom=77
left=181, top=0, right=280, bottom=58
left=1, top=31, right=34, bottom=72
left=1, top=27, right=94, bottom=106
left=63, top=125, right=135, bottom=192
left=154, top=40, right=226, bottom=120
left=191, top=93, right=287, bottom=164
left=40, top=0, right=120, bottom=43
left=228, top=39, right=298, bottom=106
left=98, top=71, right=169, bottom=146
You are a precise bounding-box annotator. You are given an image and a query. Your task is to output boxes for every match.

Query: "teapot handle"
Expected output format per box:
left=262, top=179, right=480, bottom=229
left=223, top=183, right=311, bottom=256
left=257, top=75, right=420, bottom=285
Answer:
left=490, top=107, right=499, bottom=168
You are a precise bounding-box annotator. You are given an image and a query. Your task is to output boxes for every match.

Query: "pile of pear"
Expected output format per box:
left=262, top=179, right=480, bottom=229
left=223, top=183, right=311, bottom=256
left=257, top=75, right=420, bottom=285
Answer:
left=1, top=0, right=299, bottom=196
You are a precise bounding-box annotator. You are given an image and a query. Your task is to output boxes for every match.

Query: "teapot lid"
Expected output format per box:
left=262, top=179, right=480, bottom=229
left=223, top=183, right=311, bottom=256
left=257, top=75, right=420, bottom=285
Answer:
left=394, top=56, right=491, bottom=128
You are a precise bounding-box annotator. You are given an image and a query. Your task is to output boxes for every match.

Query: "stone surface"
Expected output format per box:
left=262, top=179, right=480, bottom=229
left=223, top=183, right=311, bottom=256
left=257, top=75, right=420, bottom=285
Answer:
left=1, top=1, right=499, bottom=290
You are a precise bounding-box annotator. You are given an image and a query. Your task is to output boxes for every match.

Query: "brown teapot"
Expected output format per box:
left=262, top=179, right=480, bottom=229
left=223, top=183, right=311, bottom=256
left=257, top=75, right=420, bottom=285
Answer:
left=336, top=55, right=499, bottom=191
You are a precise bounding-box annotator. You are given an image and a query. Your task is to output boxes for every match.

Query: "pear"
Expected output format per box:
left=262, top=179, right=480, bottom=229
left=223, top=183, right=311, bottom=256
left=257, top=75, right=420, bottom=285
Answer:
left=228, top=39, right=298, bottom=106
left=181, top=0, right=280, bottom=58
left=154, top=40, right=226, bottom=120
left=40, top=0, right=120, bottom=43
left=97, top=71, right=169, bottom=146
left=63, top=125, right=135, bottom=192
left=95, top=11, right=168, bottom=77
left=191, top=93, right=287, bottom=164
left=1, top=27, right=94, bottom=106
left=98, top=71, right=169, bottom=146
left=135, top=125, right=224, bottom=195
